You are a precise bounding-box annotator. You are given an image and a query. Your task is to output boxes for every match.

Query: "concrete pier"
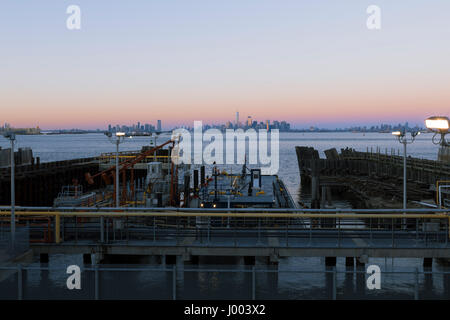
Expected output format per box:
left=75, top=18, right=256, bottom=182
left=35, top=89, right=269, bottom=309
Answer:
left=296, top=146, right=450, bottom=208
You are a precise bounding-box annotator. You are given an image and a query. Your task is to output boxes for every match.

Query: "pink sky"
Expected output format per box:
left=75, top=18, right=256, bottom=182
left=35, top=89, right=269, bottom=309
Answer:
left=1, top=1, right=449, bottom=130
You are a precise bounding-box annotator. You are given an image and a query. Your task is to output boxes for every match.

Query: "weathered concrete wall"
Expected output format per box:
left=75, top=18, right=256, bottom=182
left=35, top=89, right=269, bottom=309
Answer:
left=0, top=148, right=33, bottom=168
left=296, top=146, right=450, bottom=186
left=0, top=157, right=100, bottom=206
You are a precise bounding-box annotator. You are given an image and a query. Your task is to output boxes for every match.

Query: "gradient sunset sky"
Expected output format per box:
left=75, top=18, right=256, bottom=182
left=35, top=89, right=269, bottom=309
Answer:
left=1, top=1, right=449, bottom=130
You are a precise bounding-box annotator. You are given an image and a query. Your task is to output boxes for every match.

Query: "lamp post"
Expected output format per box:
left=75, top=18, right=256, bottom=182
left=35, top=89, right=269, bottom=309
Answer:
left=105, top=132, right=126, bottom=207
left=425, top=116, right=449, bottom=207
left=425, top=116, right=449, bottom=147
left=392, top=128, right=420, bottom=215
left=3, top=132, right=16, bottom=247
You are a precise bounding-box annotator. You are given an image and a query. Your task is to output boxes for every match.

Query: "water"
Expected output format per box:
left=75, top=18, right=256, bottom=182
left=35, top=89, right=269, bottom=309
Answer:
left=0, top=131, right=441, bottom=204
left=0, top=132, right=447, bottom=299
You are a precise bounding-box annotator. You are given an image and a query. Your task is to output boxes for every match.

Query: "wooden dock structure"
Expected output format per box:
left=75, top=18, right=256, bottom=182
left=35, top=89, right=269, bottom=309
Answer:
left=296, top=146, right=450, bottom=208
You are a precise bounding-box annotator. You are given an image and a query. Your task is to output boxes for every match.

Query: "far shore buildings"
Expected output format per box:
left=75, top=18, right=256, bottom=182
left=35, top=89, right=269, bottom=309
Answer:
left=0, top=123, right=41, bottom=135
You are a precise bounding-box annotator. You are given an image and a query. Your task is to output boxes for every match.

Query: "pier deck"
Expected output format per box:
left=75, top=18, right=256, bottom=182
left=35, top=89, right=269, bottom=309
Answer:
left=1, top=208, right=449, bottom=261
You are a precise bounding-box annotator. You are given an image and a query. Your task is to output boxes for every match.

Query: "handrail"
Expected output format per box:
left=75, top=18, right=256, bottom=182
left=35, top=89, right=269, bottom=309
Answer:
left=0, top=206, right=448, bottom=214
left=0, top=210, right=448, bottom=219
left=0, top=208, right=448, bottom=245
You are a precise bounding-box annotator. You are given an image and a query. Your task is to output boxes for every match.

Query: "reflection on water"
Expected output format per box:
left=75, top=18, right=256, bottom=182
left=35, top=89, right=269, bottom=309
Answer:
left=1, top=256, right=449, bottom=299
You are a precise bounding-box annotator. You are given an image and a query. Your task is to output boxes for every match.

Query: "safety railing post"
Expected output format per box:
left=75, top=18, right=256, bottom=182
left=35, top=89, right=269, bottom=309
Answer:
left=106, top=217, right=109, bottom=243
left=337, top=218, right=341, bottom=247
left=172, top=265, right=177, bottom=300
left=285, top=218, right=288, bottom=247
left=414, top=268, right=419, bottom=300
left=309, top=218, right=312, bottom=242
left=252, top=266, right=256, bottom=300
left=55, top=214, right=61, bottom=244
left=17, top=264, right=23, bottom=300
left=176, top=217, right=179, bottom=244
left=207, top=217, right=211, bottom=243
left=61, top=216, right=64, bottom=242
left=153, top=216, right=156, bottom=242
left=126, top=216, right=129, bottom=243
left=100, top=216, right=104, bottom=243
left=257, top=218, right=261, bottom=244
left=94, top=265, right=99, bottom=300
left=416, top=218, right=419, bottom=243
left=446, top=218, right=449, bottom=245
left=391, top=218, right=394, bottom=248
left=75, top=216, right=78, bottom=243
left=332, top=267, right=337, bottom=300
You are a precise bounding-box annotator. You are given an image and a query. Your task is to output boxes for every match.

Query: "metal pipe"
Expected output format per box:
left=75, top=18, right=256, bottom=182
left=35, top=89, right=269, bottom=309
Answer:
left=438, top=185, right=450, bottom=209
left=0, top=211, right=449, bottom=220
left=1, top=206, right=449, bottom=214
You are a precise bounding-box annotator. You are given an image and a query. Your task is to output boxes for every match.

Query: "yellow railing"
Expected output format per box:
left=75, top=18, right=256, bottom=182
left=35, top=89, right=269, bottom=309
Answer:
left=1, top=210, right=449, bottom=244
left=99, top=155, right=170, bottom=160
left=436, top=180, right=450, bottom=208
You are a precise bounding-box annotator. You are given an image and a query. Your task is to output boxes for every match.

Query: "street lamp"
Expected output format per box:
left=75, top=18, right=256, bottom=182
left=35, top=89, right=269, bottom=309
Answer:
left=425, top=116, right=449, bottom=207
left=392, top=128, right=420, bottom=213
left=425, top=116, right=449, bottom=146
left=105, top=132, right=126, bottom=207
left=3, top=132, right=16, bottom=247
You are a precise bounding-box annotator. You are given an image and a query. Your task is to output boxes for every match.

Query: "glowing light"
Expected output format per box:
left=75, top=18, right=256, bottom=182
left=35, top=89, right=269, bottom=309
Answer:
left=425, top=116, right=449, bottom=132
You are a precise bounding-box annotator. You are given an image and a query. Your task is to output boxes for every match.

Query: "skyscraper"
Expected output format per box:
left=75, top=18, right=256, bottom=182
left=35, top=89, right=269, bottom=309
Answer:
left=157, top=120, right=162, bottom=132
left=235, top=112, right=239, bottom=128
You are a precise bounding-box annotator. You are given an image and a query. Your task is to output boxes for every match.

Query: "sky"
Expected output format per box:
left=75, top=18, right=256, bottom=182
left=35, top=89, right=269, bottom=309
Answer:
left=0, top=0, right=449, bottom=130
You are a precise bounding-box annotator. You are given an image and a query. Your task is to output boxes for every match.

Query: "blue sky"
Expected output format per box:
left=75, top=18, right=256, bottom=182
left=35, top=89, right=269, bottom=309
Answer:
left=1, top=1, right=449, bottom=129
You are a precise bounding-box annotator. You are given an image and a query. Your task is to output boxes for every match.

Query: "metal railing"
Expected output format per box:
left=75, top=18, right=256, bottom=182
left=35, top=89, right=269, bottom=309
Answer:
left=0, top=207, right=448, bottom=247
left=98, top=152, right=170, bottom=164
left=1, top=264, right=449, bottom=300
left=0, top=226, right=29, bottom=263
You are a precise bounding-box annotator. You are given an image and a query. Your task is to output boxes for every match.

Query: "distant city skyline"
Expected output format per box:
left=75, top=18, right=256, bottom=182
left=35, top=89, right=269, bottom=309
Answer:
left=1, top=1, right=449, bottom=129
left=1, top=119, right=426, bottom=134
